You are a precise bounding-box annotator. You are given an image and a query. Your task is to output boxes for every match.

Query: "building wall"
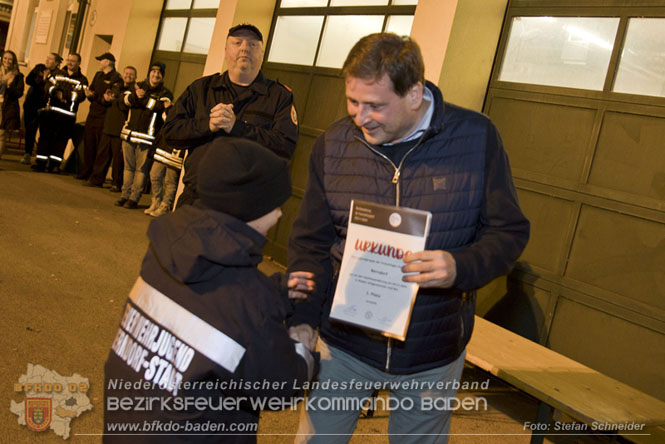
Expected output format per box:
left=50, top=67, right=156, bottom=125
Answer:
left=79, top=0, right=161, bottom=80
left=203, top=0, right=276, bottom=77
left=6, top=0, right=163, bottom=122
left=438, top=0, right=508, bottom=111
left=6, top=0, right=503, bottom=119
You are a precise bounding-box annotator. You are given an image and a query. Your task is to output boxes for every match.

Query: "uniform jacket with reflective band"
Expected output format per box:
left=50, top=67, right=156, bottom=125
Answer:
left=104, top=202, right=317, bottom=443
left=44, top=68, right=88, bottom=117
left=288, top=81, right=530, bottom=375
left=85, top=69, right=123, bottom=124
left=120, top=80, right=173, bottom=146
left=162, top=70, right=298, bottom=161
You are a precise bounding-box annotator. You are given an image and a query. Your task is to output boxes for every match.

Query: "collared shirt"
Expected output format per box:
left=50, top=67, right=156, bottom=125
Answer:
left=384, top=86, right=434, bottom=146
left=372, top=86, right=435, bottom=166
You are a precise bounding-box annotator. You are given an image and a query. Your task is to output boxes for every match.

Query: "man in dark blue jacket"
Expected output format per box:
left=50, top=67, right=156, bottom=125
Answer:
left=287, top=33, right=530, bottom=443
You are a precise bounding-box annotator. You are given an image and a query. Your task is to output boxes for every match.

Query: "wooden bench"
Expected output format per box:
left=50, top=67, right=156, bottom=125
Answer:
left=466, top=316, right=665, bottom=444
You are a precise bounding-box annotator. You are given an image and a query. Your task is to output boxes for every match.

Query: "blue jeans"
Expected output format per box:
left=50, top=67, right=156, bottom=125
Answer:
left=296, top=340, right=466, bottom=444
left=149, top=162, right=179, bottom=208
left=121, top=141, right=151, bottom=202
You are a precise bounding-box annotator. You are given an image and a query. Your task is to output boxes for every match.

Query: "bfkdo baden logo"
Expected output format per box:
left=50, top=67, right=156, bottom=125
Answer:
left=10, top=364, right=93, bottom=439
left=25, top=398, right=52, bottom=432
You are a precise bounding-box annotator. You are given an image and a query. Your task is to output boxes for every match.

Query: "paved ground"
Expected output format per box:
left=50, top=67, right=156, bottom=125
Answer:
left=1, top=148, right=616, bottom=444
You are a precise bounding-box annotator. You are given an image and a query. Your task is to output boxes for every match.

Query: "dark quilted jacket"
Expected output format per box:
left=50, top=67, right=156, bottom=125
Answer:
left=288, top=81, right=529, bottom=374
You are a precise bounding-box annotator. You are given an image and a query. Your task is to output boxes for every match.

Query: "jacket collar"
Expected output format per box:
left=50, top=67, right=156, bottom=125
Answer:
left=424, top=80, right=445, bottom=135
left=211, top=70, right=269, bottom=96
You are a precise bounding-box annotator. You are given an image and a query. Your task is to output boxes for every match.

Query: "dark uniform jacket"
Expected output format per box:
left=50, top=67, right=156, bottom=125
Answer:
left=24, top=66, right=48, bottom=119
left=162, top=71, right=298, bottom=158
left=104, top=202, right=317, bottom=443
left=102, top=82, right=134, bottom=136
left=161, top=71, right=299, bottom=202
left=45, top=68, right=88, bottom=117
left=1, top=71, right=24, bottom=130
left=120, top=80, right=173, bottom=146
left=85, top=69, right=123, bottom=125
left=288, top=81, right=530, bottom=375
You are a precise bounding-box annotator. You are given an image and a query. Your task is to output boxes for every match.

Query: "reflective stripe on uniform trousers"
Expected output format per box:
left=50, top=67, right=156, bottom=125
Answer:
left=45, top=106, right=76, bottom=117
left=128, top=277, right=246, bottom=373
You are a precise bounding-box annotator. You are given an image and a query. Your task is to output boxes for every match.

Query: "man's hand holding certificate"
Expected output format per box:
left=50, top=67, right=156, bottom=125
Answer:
left=329, top=200, right=432, bottom=341
left=402, top=249, right=457, bottom=288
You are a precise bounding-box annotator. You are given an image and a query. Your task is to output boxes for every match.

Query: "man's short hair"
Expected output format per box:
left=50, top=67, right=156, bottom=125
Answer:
left=342, top=33, right=425, bottom=97
left=124, top=65, right=137, bottom=75
left=69, top=53, right=82, bottom=63
left=50, top=52, right=63, bottom=64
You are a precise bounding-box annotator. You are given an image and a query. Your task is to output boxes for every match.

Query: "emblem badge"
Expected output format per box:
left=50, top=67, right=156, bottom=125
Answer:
left=25, top=398, right=52, bottom=432
left=432, top=176, right=447, bottom=191
left=291, top=104, right=298, bottom=125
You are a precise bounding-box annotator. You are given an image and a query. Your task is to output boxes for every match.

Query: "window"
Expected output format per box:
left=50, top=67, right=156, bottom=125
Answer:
left=156, top=17, right=188, bottom=52
left=268, top=16, right=324, bottom=65
left=151, top=0, right=218, bottom=98
left=613, top=18, right=665, bottom=98
left=183, top=17, right=216, bottom=54
left=316, top=15, right=385, bottom=68
left=22, top=3, right=39, bottom=61
left=498, top=16, right=620, bottom=91
left=267, top=0, right=418, bottom=69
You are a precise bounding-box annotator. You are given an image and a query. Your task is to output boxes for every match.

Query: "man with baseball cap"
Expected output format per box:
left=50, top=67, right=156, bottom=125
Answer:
left=161, top=23, right=299, bottom=208
left=80, top=52, right=122, bottom=182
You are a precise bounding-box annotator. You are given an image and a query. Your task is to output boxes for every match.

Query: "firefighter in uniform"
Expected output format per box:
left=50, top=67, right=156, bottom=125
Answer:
left=33, top=53, right=88, bottom=172
left=115, top=62, right=173, bottom=209
left=161, top=23, right=299, bottom=208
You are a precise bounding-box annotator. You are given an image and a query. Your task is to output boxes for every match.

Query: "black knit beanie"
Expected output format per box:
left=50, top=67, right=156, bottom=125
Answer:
left=196, top=138, right=291, bottom=222
left=150, top=61, right=166, bottom=77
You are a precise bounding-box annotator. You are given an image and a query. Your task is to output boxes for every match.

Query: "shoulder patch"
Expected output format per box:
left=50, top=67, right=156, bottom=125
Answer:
left=277, top=80, right=292, bottom=93
left=291, top=105, right=298, bottom=126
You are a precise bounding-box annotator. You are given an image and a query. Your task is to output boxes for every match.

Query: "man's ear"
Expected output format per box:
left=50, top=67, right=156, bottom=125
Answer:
left=407, top=81, right=424, bottom=110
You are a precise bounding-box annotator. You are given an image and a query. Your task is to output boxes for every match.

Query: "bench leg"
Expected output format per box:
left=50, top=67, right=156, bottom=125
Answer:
left=530, top=402, right=553, bottom=444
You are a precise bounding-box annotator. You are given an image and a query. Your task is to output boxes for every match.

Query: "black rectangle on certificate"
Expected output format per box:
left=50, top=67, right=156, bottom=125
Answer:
left=351, top=200, right=430, bottom=237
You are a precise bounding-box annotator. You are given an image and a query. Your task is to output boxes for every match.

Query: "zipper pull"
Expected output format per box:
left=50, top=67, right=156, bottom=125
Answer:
left=392, top=169, right=401, bottom=184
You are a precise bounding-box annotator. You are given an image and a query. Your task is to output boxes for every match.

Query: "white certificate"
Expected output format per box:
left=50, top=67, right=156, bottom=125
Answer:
left=329, top=200, right=431, bottom=341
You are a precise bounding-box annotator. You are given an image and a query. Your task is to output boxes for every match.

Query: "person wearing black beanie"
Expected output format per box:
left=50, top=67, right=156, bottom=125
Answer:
left=196, top=137, right=291, bottom=223
left=104, top=137, right=318, bottom=443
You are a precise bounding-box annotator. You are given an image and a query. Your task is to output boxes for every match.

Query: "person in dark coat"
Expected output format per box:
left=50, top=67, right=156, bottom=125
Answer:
left=104, top=137, right=318, bottom=443
left=22, top=63, right=48, bottom=164
left=0, top=50, right=24, bottom=161
left=78, top=52, right=122, bottom=180
left=161, top=23, right=299, bottom=208
left=87, top=66, right=137, bottom=190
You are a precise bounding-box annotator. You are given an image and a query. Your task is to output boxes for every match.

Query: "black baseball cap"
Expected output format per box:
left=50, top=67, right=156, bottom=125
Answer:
left=228, top=24, right=263, bottom=42
left=95, top=52, right=116, bottom=62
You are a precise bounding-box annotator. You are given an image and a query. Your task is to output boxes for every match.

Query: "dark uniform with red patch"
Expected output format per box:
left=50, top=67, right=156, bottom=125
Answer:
left=160, top=71, right=298, bottom=207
